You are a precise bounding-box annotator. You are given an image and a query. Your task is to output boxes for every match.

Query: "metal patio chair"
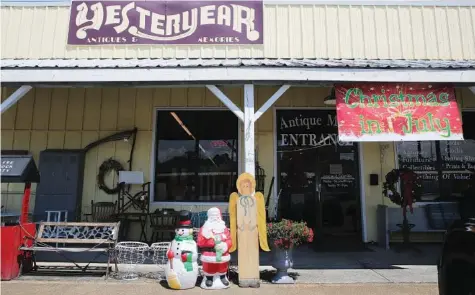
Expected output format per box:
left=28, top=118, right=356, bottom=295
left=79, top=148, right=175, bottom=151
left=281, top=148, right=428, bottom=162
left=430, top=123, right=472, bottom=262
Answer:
left=149, top=209, right=177, bottom=242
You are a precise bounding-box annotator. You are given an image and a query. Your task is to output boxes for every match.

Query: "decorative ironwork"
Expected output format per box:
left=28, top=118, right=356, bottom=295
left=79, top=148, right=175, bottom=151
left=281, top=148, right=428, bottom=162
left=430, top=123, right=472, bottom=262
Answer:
left=41, top=224, right=117, bottom=241
left=150, top=242, right=170, bottom=279
left=115, top=241, right=149, bottom=280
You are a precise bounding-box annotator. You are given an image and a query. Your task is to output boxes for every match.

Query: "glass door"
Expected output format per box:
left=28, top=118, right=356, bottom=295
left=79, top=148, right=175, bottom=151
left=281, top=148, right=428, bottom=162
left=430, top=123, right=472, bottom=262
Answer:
left=312, top=142, right=361, bottom=246
left=276, top=109, right=362, bottom=247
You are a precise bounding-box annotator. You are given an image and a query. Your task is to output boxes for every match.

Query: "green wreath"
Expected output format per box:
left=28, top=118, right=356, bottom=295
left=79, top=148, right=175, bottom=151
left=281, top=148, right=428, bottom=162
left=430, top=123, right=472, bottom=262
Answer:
left=97, top=158, right=125, bottom=195
left=382, top=168, right=422, bottom=206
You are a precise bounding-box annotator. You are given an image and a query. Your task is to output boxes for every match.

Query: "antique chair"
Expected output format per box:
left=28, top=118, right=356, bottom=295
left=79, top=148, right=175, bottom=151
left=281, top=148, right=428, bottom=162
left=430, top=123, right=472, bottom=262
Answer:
left=88, top=200, right=117, bottom=222
left=149, top=209, right=177, bottom=242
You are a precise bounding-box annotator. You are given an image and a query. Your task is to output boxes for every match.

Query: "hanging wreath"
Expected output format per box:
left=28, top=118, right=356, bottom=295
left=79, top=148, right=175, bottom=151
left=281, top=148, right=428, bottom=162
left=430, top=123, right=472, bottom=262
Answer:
left=383, top=168, right=422, bottom=215
left=97, top=158, right=125, bottom=195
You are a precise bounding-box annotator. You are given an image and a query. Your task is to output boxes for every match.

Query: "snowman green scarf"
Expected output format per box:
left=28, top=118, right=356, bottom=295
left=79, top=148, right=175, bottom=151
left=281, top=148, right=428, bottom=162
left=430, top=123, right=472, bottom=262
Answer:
left=174, top=235, right=194, bottom=272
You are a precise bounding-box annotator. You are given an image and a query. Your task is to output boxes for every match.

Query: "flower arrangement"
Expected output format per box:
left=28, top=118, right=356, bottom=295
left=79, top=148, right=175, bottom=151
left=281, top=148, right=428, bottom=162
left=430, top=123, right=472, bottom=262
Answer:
left=267, top=219, right=314, bottom=250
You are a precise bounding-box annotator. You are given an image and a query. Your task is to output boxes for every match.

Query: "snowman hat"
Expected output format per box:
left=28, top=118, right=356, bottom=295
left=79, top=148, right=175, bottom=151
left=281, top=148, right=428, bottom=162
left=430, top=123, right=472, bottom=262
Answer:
left=207, top=207, right=222, bottom=219
left=177, top=210, right=192, bottom=228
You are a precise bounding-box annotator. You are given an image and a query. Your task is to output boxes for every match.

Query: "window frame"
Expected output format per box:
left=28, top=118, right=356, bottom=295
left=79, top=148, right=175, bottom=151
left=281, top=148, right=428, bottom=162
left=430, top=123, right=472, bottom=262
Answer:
left=393, top=109, right=475, bottom=205
left=150, top=107, right=242, bottom=206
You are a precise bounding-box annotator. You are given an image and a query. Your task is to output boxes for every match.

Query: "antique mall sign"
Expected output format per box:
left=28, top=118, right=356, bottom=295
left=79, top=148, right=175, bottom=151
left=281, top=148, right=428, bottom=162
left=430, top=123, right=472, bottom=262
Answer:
left=67, top=1, right=264, bottom=45
left=335, top=84, right=464, bottom=142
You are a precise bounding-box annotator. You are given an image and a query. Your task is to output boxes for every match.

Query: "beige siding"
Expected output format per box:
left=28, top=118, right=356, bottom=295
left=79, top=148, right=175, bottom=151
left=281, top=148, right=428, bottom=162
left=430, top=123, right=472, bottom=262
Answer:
left=0, top=86, right=330, bottom=212
left=2, top=86, right=475, bottom=241
left=1, top=5, right=474, bottom=60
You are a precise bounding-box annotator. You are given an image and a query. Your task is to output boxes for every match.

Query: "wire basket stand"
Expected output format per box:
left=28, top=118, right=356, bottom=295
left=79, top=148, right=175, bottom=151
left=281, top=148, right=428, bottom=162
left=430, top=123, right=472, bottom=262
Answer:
left=150, top=242, right=170, bottom=280
left=115, top=241, right=149, bottom=281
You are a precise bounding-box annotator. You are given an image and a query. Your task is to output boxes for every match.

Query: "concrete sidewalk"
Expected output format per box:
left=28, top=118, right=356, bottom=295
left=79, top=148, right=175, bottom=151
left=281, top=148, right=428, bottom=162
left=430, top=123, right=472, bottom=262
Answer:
left=2, top=280, right=438, bottom=295
left=19, top=263, right=438, bottom=284
left=24, top=244, right=439, bottom=284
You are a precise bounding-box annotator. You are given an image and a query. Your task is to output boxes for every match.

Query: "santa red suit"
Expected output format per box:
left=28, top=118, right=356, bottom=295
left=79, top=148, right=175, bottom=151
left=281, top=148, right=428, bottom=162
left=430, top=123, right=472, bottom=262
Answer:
left=197, top=208, right=233, bottom=288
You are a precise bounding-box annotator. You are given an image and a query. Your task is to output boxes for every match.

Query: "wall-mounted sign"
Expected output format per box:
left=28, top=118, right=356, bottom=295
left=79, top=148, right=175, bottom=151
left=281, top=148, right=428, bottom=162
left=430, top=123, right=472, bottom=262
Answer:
left=0, top=155, right=40, bottom=183
left=335, top=84, right=464, bottom=142
left=277, top=110, right=353, bottom=149
left=68, top=1, right=264, bottom=45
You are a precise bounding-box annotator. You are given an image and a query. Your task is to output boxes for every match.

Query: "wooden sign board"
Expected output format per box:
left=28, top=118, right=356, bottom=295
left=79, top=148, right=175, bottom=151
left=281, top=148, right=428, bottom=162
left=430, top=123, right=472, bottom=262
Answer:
left=229, top=172, right=270, bottom=288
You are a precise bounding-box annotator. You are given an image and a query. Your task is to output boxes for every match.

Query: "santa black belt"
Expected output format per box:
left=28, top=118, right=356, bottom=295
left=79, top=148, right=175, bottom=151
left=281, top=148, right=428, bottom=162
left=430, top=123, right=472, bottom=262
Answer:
left=200, top=248, right=216, bottom=252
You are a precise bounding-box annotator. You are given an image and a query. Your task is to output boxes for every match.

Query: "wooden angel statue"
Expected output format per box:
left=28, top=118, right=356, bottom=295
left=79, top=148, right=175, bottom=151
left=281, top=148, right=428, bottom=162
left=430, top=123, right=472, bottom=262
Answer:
left=229, top=172, right=270, bottom=253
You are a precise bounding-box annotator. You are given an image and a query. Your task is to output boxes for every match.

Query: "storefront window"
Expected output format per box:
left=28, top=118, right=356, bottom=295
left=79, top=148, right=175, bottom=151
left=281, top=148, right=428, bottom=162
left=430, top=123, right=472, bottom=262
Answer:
left=396, top=112, right=475, bottom=202
left=153, top=110, right=238, bottom=202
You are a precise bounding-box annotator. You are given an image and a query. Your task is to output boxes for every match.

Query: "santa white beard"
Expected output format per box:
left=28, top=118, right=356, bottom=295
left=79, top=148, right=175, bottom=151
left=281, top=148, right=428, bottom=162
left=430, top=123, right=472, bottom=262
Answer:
left=201, top=219, right=226, bottom=239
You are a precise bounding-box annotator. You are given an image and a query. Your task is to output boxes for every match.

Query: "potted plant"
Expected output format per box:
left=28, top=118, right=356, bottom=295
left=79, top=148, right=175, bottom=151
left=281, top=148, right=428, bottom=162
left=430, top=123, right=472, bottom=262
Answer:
left=266, top=219, right=314, bottom=284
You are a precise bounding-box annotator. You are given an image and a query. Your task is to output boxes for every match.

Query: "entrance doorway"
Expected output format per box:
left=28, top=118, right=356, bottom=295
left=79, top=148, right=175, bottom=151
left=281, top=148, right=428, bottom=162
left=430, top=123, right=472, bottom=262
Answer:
left=275, top=109, right=363, bottom=251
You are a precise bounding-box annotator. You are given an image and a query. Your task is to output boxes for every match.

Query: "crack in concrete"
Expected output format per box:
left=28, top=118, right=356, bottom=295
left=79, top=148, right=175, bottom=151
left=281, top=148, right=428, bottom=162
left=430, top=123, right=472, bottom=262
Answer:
left=356, top=260, right=392, bottom=283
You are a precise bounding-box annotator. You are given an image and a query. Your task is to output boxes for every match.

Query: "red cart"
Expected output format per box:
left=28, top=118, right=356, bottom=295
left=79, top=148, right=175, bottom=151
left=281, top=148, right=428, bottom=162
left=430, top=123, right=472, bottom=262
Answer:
left=1, top=155, right=40, bottom=280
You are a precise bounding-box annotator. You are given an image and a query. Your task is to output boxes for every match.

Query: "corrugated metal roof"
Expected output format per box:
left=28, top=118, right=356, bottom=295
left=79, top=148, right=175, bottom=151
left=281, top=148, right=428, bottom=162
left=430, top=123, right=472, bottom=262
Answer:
left=2, top=58, right=475, bottom=69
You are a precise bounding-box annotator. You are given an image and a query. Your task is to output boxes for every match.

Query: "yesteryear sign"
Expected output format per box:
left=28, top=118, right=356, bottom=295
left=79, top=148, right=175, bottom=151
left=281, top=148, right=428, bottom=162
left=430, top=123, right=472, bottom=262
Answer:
left=68, top=1, right=264, bottom=45
left=335, top=84, right=464, bottom=142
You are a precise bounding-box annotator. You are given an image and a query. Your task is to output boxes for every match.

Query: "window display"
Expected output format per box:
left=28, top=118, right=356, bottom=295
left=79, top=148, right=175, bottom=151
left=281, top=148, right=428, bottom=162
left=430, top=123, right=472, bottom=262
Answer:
left=396, top=112, right=475, bottom=202
left=154, top=110, right=239, bottom=202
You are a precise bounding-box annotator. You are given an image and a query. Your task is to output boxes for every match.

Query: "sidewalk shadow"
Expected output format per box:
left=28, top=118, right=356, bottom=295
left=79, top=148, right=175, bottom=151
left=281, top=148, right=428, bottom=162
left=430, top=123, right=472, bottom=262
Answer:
left=228, top=268, right=299, bottom=284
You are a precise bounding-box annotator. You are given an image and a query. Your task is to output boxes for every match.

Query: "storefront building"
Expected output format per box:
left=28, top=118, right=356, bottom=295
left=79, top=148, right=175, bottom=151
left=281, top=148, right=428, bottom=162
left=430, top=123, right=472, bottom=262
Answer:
left=1, top=0, right=475, bottom=249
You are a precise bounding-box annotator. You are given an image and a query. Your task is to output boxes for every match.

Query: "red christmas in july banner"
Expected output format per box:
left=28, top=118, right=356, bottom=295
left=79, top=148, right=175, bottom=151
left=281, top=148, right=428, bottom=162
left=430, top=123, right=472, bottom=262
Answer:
left=335, top=83, right=464, bottom=142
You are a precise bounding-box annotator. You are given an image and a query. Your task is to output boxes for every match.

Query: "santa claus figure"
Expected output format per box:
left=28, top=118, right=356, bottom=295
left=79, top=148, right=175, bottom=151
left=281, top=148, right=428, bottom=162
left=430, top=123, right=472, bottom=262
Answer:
left=197, top=207, right=233, bottom=289
left=165, top=210, right=199, bottom=290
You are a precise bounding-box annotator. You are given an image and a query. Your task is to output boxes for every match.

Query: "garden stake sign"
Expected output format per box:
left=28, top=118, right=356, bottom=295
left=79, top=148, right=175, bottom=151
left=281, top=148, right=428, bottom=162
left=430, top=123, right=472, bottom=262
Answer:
left=229, top=173, right=270, bottom=288
left=335, top=84, right=463, bottom=142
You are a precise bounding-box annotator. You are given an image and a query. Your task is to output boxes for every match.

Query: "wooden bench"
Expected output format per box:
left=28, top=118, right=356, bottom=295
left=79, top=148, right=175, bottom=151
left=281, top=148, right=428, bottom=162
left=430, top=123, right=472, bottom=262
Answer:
left=20, top=222, right=120, bottom=279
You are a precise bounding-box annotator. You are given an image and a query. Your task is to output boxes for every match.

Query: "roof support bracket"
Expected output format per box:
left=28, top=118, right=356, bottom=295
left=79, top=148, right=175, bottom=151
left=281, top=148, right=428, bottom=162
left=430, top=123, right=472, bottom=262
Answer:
left=206, top=85, right=244, bottom=122
left=254, top=85, right=291, bottom=121
left=1, top=85, right=32, bottom=114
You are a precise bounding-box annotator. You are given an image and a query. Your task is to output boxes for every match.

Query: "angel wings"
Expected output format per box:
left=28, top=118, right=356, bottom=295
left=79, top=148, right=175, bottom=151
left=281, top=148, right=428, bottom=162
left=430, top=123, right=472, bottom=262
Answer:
left=228, top=192, right=270, bottom=253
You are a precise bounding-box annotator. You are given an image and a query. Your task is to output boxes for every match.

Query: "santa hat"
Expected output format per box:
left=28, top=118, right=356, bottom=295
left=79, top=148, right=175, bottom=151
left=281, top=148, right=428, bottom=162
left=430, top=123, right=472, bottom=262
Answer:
left=177, top=210, right=192, bottom=228
left=207, top=207, right=222, bottom=219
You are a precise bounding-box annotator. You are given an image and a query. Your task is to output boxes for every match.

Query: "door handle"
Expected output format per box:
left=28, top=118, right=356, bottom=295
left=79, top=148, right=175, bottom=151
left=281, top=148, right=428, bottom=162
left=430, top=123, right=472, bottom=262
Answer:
left=316, top=183, right=321, bottom=192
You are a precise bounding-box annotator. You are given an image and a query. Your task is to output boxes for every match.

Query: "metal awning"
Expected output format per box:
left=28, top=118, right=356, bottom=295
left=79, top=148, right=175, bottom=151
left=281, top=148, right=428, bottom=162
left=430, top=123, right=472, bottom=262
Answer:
left=3, top=58, right=475, bottom=69
left=2, top=58, right=475, bottom=84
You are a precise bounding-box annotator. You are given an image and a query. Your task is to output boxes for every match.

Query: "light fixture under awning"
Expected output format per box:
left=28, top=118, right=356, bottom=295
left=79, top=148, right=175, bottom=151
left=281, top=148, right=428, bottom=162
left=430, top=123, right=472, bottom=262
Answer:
left=324, top=88, right=336, bottom=105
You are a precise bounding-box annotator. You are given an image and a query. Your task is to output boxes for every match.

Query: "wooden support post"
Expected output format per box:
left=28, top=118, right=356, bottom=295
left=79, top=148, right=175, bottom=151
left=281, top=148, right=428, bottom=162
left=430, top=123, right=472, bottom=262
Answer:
left=243, top=84, right=255, bottom=176
left=207, top=83, right=291, bottom=288
left=1, top=85, right=32, bottom=114
left=206, top=85, right=244, bottom=122
left=254, top=85, right=290, bottom=121
left=237, top=84, right=260, bottom=288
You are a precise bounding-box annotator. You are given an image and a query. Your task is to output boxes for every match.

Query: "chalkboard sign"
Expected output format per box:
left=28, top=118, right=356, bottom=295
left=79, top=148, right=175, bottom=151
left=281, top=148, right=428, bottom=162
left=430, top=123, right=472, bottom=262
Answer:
left=1, top=155, right=40, bottom=183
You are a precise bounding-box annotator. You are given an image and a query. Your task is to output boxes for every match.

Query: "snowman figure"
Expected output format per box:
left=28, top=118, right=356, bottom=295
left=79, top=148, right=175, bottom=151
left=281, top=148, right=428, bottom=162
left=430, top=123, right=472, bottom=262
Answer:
left=165, top=210, right=199, bottom=290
